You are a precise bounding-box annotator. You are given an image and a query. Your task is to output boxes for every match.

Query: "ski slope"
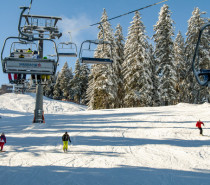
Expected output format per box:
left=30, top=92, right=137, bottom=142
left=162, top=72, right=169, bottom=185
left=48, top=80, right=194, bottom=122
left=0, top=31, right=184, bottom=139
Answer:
left=0, top=93, right=210, bottom=185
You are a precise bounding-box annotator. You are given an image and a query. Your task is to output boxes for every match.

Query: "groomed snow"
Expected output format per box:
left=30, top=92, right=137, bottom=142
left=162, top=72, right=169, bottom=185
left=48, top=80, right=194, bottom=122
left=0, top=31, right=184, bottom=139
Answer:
left=0, top=93, right=210, bottom=185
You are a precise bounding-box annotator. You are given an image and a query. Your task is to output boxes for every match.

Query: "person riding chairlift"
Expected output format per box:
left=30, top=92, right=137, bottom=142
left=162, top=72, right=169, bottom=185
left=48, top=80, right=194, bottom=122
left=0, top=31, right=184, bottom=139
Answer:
left=8, top=73, right=17, bottom=84
left=8, top=52, right=17, bottom=84
left=41, top=56, right=50, bottom=82
left=32, top=55, right=50, bottom=83
left=17, top=50, right=26, bottom=84
left=31, top=51, right=41, bottom=83
left=27, top=48, right=32, bottom=53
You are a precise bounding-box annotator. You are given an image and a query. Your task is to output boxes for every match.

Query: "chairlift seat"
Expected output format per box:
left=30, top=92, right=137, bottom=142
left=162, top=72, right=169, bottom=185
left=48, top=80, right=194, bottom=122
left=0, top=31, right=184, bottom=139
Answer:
left=192, top=24, right=210, bottom=87
left=197, top=69, right=210, bottom=82
left=3, top=57, right=56, bottom=75
left=198, top=69, right=210, bottom=76
left=80, top=57, right=113, bottom=64
left=58, top=52, right=77, bottom=57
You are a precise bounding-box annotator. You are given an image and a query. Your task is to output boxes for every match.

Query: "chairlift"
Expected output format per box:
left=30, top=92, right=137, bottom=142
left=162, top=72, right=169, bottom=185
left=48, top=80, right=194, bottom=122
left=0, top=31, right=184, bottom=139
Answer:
left=79, top=23, right=113, bottom=64
left=57, top=42, right=77, bottom=57
left=79, top=39, right=113, bottom=64
left=57, top=32, right=77, bottom=57
left=3, top=4, right=62, bottom=123
left=1, top=6, right=61, bottom=76
left=192, top=23, right=210, bottom=87
left=1, top=37, right=58, bottom=75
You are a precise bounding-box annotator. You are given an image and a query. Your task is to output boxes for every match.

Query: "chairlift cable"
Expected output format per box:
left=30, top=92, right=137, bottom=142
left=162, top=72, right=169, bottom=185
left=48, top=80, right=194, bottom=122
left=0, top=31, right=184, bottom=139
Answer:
left=28, top=0, right=33, bottom=15
left=78, top=0, right=168, bottom=64
left=70, top=0, right=168, bottom=33
left=90, top=0, right=168, bottom=27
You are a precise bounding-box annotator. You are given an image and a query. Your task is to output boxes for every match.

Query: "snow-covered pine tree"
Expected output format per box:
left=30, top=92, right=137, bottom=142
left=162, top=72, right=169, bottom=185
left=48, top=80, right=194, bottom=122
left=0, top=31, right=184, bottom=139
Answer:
left=67, top=67, right=74, bottom=101
left=71, top=59, right=89, bottom=104
left=53, top=72, right=62, bottom=100
left=71, top=59, right=81, bottom=103
left=173, top=31, right=187, bottom=103
left=88, top=9, right=118, bottom=109
left=43, top=80, right=50, bottom=98
left=153, top=4, right=177, bottom=106
left=148, top=44, right=159, bottom=106
left=185, top=7, right=209, bottom=103
left=43, top=75, right=57, bottom=99
left=86, top=67, right=94, bottom=109
left=80, top=63, right=90, bottom=105
left=114, top=24, right=125, bottom=108
left=123, top=11, right=153, bottom=107
left=59, top=62, right=72, bottom=100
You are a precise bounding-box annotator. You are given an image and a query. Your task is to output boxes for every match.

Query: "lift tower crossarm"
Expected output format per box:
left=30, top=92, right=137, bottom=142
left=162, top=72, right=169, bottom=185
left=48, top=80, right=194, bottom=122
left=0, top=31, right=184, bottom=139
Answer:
left=19, top=7, right=62, bottom=40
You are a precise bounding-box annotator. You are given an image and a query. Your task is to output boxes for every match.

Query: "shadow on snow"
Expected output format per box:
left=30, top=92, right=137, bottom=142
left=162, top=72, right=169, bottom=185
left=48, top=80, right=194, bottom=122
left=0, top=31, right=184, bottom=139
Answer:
left=0, top=165, right=210, bottom=185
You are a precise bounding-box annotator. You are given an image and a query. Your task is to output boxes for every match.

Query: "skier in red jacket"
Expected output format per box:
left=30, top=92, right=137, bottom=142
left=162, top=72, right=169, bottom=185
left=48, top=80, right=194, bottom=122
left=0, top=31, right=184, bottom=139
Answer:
left=0, top=133, right=6, bottom=151
left=196, top=120, right=204, bottom=136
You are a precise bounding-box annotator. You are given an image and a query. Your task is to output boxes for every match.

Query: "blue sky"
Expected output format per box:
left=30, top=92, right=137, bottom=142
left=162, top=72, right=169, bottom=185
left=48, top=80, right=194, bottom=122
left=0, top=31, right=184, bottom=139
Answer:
left=0, top=0, right=209, bottom=86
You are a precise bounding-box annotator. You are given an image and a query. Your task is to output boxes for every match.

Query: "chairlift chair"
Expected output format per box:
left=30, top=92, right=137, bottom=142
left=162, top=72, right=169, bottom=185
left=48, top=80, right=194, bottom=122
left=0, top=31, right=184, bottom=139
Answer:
left=57, top=42, right=77, bottom=57
left=1, top=37, right=58, bottom=76
left=79, top=39, right=113, bottom=64
left=192, top=23, right=210, bottom=87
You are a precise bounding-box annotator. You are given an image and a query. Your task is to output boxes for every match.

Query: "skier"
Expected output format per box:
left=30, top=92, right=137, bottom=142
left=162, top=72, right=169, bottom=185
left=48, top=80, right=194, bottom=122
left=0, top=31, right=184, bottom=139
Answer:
left=0, top=133, right=6, bottom=151
left=196, top=120, right=204, bottom=136
left=62, top=132, right=71, bottom=152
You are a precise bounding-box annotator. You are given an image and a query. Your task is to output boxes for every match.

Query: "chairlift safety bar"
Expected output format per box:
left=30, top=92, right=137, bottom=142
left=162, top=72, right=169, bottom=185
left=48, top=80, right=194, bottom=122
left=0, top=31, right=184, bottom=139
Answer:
left=192, top=23, right=210, bottom=87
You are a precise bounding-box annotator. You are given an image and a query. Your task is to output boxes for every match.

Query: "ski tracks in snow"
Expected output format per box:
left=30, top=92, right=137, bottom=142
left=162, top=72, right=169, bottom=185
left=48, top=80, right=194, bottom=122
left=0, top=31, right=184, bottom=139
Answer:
left=1, top=94, right=210, bottom=185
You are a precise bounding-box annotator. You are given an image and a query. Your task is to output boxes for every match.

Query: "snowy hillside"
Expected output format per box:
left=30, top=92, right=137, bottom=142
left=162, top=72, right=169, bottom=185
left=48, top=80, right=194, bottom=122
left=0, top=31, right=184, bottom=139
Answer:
left=0, top=93, right=86, bottom=115
left=0, top=93, right=210, bottom=185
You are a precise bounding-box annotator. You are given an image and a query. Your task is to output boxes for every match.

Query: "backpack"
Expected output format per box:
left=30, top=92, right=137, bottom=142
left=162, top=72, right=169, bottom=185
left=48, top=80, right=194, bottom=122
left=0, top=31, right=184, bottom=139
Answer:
left=62, top=134, right=69, bottom=141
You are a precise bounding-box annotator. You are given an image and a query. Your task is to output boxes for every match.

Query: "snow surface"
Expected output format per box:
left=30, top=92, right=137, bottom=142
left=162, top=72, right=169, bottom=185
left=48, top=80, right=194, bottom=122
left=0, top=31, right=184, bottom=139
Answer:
left=0, top=93, right=210, bottom=185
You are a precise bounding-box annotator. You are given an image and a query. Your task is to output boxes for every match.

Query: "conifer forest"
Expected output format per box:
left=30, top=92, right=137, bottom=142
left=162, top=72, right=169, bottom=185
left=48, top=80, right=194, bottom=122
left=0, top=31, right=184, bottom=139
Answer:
left=43, top=4, right=210, bottom=110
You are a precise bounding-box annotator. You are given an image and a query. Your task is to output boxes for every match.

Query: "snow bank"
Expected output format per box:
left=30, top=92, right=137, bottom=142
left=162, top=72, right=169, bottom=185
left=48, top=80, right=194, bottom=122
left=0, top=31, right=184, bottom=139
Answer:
left=0, top=93, right=87, bottom=115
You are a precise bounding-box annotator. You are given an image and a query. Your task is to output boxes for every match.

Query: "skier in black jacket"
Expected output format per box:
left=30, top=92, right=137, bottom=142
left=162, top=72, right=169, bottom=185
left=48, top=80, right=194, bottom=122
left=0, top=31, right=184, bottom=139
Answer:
left=62, top=132, right=71, bottom=152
